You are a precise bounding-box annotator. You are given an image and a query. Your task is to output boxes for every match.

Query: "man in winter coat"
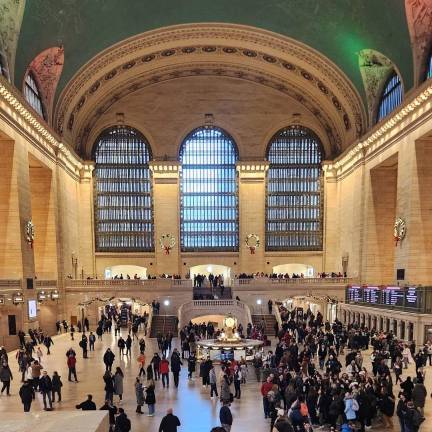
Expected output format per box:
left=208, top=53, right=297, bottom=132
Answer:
left=219, top=400, right=233, bottom=432
left=0, top=361, right=13, bottom=395
left=114, top=407, right=131, bottom=432
left=19, top=381, right=34, bottom=412
left=39, top=370, right=53, bottom=410
left=412, top=379, right=427, bottom=416
left=170, top=349, right=183, bottom=388
left=103, top=348, right=115, bottom=372
left=159, top=408, right=181, bottom=432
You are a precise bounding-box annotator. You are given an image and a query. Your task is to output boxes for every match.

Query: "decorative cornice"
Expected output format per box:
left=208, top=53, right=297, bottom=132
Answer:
left=323, top=81, right=432, bottom=179
left=0, top=76, right=89, bottom=179
left=237, top=161, right=269, bottom=182
left=54, top=24, right=366, bottom=155
left=149, top=160, right=181, bottom=184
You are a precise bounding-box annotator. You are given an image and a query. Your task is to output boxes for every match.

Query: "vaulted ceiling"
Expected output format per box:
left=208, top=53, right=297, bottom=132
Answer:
left=14, top=0, right=413, bottom=101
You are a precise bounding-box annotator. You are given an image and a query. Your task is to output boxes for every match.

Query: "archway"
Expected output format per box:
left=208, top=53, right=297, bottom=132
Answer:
left=272, top=263, right=314, bottom=277
left=104, top=265, right=147, bottom=279
left=189, top=264, right=231, bottom=286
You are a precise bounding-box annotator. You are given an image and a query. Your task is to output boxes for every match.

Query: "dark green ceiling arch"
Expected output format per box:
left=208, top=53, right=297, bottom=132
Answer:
left=15, top=0, right=413, bottom=103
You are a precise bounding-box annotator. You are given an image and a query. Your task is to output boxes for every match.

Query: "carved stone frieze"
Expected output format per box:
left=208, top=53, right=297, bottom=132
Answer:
left=405, top=0, right=432, bottom=83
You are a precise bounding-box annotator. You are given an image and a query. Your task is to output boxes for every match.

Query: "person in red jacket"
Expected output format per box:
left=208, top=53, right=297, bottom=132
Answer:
left=261, top=376, right=274, bottom=418
left=160, top=356, right=170, bottom=388
left=67, top=354, right=78, bottom=382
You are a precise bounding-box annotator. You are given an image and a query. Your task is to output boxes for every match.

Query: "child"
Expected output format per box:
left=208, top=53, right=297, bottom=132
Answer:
left=52, top=371, right=63, bottom=402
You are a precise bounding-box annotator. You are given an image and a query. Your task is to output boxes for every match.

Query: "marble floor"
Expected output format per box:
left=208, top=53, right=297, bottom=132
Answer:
left=1, top=329, right=432, bottom=432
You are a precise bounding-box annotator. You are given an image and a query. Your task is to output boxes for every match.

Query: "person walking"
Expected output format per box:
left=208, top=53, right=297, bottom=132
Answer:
left=103, top=348, right=115, bottom=372
left=135, top=377, right=144, bottom=414
left=125, top=335, right=132, bottom=356
left=43, top=335, right=54, bottom=355
left=39, top=370, right=53, bottom=411
left=118, top=337, right=126, bottom=356
left=145, top=379, right=156, bottom=417
left=67, top=354, right=78, bottom=382
left=209, top=364, right=218, bottom=399
left=19, top=381, right=34, bottom=412
left=31, top=360, right=43, bottom=391
left=0, top=361, right=13, bottom=395
left=233, top=365, right=241, bottom=399
left=159, top=408, right=181, bottom=432
left=219, top=400, right=233, bottom=432
left=114, top=367, right=124, bottom=402
left=137, top=352, right=146, bottom=377
left=151, top=353, right=161, bottom=381
left=104, top=370, right=115, bottom=403
left=51, top=371, right=62, bottom=402
left=187, top=352, right=196, bottom=379
left=89, top=332, right=96, bottom=351
left=160, top=356, right=170, bottom=388
left=171, top=349, right=183, bottom=388
left=412, top=378, right=427, bottom=416
left=80, top=334, right=88, bottom=358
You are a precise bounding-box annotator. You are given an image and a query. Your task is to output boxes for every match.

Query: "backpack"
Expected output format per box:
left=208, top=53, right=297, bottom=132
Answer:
left=267, top=390, right=276, bottom=403
left=351, top=398, right=359, bottom=411
left=412, top=409, right=425, bottom=427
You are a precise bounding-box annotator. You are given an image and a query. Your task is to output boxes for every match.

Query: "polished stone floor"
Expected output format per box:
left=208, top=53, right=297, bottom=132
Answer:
left=1, top=329, right=432, bottom=431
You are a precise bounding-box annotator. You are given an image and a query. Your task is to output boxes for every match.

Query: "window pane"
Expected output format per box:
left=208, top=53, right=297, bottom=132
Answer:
left=94, top=126, right=153, bottom=252
left=180, top=126, right=239, bottom=251
left=23, top=73, right=45, bottom=119
left=266, top=126, right=322, bottom=251
left=377, top=73, right=402, bottom=122
left=427, top=52, right=432, bottom=80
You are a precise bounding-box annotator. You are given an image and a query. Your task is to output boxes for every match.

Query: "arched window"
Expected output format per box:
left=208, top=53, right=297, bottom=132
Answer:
left=376, top=72, right=402, bottom=122
left=180, top=126, right=239, bottom=251
left=23, top=72, right=45, bottom=119
left=93, top=126, right=153, bottom=251
left=266, top=126, right=323, bottom=250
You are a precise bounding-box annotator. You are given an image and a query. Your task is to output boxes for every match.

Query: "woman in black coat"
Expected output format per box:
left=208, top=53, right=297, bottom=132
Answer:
left=145, top=381, right=156, bottom=416
left=103, top=371, right=114, bottom=403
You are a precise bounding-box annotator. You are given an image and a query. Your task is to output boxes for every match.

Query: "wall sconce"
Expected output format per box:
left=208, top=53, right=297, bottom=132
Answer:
left=13, top=292, right=24, bottom=304
left=256, top=299, right=262, bottom=305
left=163, top=299, right=170, bottom=306
left=0, top=296, right=4, bottom=305
left=51, top=290, right=60, bottom=300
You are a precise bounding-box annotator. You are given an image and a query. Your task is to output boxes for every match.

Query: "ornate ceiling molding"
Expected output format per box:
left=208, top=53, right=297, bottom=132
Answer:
left=26, top=46, right=64, bottom=124
left=405, top=0, right=432, bottom=84
left=358, top=49, right=395, bottom=125
left=54, top=24, right=366, bottom=156
left=0, top=0, right=25, bottom=80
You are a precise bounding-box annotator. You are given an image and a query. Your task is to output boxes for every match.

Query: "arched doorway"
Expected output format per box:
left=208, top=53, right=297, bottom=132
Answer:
left=104, top=265, right=147, bottom=279
left=272, top=263, right=314, bottom=277
left=189, top=264, right=231, bottom=286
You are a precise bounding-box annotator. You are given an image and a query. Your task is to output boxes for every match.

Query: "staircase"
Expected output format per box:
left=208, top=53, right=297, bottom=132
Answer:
left=150, top=315, right=178, bottom=337
left=193, top=286, right=232, bottom=299
left=252, top=314, right=277, bottom=335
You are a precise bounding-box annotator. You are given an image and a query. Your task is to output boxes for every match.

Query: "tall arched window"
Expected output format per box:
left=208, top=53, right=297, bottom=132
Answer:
left=93, top=126, right=153, bottom=251
left=180, top=126, right=239, bottom=251
left=376, top=72, right=402, bottom=122
left=23, top=72, right=45, bottom=119
left=266, top=126, right=323, bottom=250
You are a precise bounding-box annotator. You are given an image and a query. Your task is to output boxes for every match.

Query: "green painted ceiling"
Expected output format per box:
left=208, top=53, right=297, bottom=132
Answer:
left=15, top=0, right=413, bottom=101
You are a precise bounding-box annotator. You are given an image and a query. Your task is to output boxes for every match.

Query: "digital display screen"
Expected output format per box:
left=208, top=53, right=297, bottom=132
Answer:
left=405, top=287, right=418, bottom=308
left=345, top=285, right=422, bottom=311
left=28, top=300, right=37, bottom=319
left=363, top=287, right=380, bottom=304
left=382, top=287, right=404, bottom=306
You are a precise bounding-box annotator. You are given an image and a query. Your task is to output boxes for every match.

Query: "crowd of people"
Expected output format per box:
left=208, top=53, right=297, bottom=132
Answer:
left=237, top=272, right=346, bottom=279
left=1, top=299, right=431, bottom=432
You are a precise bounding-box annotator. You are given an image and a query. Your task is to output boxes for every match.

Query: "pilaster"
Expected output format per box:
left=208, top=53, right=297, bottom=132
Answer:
left=236, top=161, right=269, bottom=274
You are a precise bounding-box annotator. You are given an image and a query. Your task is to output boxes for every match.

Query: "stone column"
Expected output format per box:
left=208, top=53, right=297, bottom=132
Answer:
left=237, top=161, right=269, bottom=274
left=149, top=162, right=181, bottom=276
left=78, top=163, right=96, bottom=277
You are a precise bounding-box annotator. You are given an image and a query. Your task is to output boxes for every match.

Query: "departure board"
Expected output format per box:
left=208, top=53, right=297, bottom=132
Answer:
left=363, top=286, right=380, bottom=304
left=345, top=285, right=424, bottom=312
left=405, top=286, right=419, bottom=308
left=382, top=286, right=404, bottom=307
